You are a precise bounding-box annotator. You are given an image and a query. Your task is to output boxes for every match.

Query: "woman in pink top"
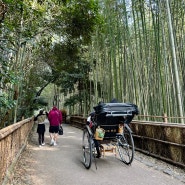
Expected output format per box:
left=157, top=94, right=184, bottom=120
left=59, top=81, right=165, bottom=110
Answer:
left=48, top=106, right=62, bottom=146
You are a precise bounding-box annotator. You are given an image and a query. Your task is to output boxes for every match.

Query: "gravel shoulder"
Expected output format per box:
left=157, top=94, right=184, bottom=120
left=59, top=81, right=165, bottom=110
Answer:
left=134, top=151, right=185, bottom=183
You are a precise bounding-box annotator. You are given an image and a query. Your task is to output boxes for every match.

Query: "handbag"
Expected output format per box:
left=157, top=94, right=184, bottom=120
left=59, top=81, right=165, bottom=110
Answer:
left=58, top=125, right=63, bottom=135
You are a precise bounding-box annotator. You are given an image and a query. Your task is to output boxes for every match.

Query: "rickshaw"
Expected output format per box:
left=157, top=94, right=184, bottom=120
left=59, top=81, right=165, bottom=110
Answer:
left=82, top=102, right=139, bottom=169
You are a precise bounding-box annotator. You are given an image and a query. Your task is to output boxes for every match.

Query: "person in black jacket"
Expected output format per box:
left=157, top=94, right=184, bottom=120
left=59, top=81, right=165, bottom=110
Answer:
left=34, top=110, right=47, bottom=147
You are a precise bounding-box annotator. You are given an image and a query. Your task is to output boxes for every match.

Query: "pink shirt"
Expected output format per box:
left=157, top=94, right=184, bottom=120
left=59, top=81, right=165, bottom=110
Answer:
left=48, top=107, right=62, bottom=126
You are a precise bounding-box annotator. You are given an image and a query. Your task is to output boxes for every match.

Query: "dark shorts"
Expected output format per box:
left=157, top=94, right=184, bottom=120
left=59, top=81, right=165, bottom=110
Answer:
left=49, top=126, right=59, bottom=133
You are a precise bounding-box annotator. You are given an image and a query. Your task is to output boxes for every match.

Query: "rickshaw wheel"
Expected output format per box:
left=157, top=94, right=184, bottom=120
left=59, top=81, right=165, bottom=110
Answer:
left=117, top=124, right=134, bottom=165
left=82, top=128, right=92, bottom=169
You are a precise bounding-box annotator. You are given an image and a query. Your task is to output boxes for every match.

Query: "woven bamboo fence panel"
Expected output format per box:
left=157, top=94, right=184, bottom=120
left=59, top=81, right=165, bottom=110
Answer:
left=0, top=118, right=34, bottom=184
left=130, top=121, right=185, bottom=168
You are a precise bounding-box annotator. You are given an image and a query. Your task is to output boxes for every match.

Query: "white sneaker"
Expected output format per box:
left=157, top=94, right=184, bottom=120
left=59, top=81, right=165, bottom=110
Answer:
left=54, top=142, right=57, bottom=146
left=39, top=145, right=42, bottom=147
left=50, top=139, right=54, bottom=146
left=41, top=143, right=45, bottom=146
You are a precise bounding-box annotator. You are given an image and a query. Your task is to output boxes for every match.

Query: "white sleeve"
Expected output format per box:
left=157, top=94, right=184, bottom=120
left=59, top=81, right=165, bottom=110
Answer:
left=87, top=116, right=91, bottom=122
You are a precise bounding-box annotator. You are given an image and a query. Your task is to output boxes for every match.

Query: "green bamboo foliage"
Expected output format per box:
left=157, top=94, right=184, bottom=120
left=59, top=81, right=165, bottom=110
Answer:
left=89, top=0, right=185, bottom=123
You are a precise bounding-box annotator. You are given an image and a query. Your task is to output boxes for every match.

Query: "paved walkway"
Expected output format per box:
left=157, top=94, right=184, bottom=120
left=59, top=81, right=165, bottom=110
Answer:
left=7, top=123, right=185, bottom=185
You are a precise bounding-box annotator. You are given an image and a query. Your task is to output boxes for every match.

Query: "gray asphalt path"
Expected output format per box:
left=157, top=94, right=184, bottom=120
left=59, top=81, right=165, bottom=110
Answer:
left=26, top=123, right=184, bottom=185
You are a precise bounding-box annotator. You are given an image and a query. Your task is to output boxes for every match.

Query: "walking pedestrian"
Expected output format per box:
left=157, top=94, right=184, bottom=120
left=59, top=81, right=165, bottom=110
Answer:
left=48, top=106, right=62, bottom=146
left=34, top=110, right=47, bottom=147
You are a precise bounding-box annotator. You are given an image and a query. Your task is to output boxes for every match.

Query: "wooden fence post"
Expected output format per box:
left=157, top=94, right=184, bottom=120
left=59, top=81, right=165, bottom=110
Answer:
left=163, top=113, right=168, bottom=123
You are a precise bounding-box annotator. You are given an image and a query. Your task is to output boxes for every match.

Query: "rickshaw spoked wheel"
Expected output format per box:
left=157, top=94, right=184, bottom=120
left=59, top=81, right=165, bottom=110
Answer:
left=82, top=128, right=93, bottom=169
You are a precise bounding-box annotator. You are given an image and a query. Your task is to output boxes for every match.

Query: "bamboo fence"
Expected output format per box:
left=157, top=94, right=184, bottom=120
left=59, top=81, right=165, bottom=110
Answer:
left=0, top=118, right=34, bottom=185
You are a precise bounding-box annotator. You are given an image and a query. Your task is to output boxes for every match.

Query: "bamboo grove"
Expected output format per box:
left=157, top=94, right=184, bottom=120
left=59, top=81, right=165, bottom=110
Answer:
left=83, top=0, right=185, bottom=123
left=0, top=0, right=185, bottom=127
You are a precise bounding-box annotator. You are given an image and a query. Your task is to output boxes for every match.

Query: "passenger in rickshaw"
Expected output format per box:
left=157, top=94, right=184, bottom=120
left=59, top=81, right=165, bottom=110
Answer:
left=87, top=112, right=101, bottom=158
